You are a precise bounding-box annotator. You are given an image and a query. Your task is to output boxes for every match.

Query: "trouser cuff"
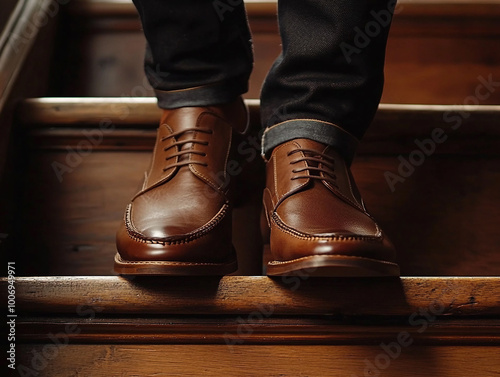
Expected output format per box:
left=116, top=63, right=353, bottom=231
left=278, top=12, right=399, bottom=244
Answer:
left=261, top=119, right=359, bottom=164
left=154, top=78, right=249, bottom=109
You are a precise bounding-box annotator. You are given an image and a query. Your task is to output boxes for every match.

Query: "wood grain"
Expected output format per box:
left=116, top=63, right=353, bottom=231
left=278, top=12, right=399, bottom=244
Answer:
left=10, top=100, right=500, bottom=277
left=5, top=2, right=500, bottom=277
left=17, top=98, right=500, bottom=128
left=16, top=99, right=500, bottom=155
left=2, top=276, right=499, bottom=316
left=14, top=344, right=500, bottom=376
left=14, top=316, right=500, bottom=344
left=3, top=4, right=500, bottom=376
left=8, top=150, right=500, bottom=276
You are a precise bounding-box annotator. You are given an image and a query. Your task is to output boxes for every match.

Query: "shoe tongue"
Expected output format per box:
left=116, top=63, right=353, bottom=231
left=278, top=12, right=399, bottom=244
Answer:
left=295, top=139, right=328, bottom=154
left=160, top=107, right=204, bottom=132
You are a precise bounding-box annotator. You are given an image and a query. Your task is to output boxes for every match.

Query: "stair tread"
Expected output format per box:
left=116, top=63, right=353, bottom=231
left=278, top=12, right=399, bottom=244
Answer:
left=16, top=97, right=500, bottom=155
left=2, top=276, right=499, bottom=316
left=17, top=97, right=500, bottom=126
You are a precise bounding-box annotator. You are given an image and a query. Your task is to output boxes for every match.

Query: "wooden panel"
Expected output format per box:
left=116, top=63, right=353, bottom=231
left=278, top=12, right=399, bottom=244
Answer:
left=9, top=150, right=500, bottom=276
left=355, top=156, right=500, bottom=276
left=3, top=276, right=500, bottom=316
left=383, top=36, right=500, bottom=105
left=51, top=0, right=500, bottom=103
left=9, top=150, right=265, bottom=276
left=8, top=99, right=500, bottom=276
left=13, top=344, right=500, bottom=376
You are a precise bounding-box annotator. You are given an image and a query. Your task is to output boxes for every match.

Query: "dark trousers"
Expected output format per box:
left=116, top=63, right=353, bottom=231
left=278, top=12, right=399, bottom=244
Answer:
left=132, top=0, right=396, bottom=161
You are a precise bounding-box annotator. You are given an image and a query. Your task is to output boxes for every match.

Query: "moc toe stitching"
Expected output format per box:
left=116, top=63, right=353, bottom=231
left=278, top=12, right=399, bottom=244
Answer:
left=271, top=212, right=384, bottom=243
left=267, top=255, right=397, bottom=266
left=125, top=202, right=230, bottom=246
left=114, top=254, right=229, bottom=266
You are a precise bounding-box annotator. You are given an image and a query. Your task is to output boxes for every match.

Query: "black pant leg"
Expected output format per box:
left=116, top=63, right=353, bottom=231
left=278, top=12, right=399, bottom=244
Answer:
left=261, top=0, right=397, bottom=161
left=133, top=0, right=254, bottom=108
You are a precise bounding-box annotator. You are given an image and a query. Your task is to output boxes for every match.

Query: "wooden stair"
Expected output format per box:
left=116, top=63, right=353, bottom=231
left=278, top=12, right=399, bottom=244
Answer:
left=2, top=96, right=499, bottom=375
left=6, top=97, right=500, bottom=277
left=1, top=0, right=500, bottom=376
left=2, top=276, right=500, bottom=375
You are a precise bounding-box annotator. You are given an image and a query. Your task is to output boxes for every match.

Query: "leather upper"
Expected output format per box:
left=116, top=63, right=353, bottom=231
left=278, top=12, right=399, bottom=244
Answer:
left=116, top=99, right=248, bottom=262
left=263, top=139, right=397, bottom=262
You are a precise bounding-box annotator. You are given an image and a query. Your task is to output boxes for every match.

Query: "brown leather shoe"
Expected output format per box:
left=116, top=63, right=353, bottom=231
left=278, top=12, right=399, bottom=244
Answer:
left=262, top=139, right=400, bottom=277
left=115, top=98, right=248, bottom=275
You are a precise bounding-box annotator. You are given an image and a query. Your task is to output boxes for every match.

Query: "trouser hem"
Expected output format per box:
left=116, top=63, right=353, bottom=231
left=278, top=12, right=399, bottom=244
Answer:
left=261, top=119, right=359, bottom=164
left=154, top=79, right=249, bottom=109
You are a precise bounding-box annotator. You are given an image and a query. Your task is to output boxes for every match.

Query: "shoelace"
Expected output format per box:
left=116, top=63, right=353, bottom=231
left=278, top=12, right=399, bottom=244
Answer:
left=288, top=148, right=338, bottom=187
left=161, top=128, right=213, bottom=171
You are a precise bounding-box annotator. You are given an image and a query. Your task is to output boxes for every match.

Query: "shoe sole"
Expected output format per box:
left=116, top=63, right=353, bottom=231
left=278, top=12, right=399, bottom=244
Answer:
left=114, top=253, right=238, bottom=276
left=266, top=255, right=400, bottom=277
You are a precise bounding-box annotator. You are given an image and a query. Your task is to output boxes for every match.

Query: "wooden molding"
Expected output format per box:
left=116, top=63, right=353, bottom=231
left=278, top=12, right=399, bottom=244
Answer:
left=15, top=316, right=500, bottom=344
